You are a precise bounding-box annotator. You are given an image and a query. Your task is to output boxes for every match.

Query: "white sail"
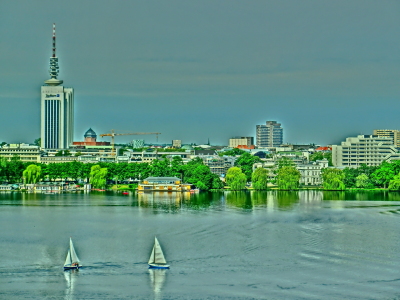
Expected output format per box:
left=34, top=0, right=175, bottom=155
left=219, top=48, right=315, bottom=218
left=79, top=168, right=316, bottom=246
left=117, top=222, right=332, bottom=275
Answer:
left=150, top=237, right=167, bottom=265
left=69, top=238, right=80, bottom=264
left=148, top=245, right=155, bottom=264
left=64, top=250, right=71, bottom=267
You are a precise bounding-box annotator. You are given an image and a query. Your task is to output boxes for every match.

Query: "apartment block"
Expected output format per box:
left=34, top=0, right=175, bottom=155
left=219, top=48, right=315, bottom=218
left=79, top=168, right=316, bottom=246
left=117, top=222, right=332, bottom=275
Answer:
left=332, top=135, right=400, bottom=168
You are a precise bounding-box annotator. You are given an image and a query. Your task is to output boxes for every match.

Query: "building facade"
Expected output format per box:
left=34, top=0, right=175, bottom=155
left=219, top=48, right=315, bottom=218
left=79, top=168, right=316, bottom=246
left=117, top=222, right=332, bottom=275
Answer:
left=256, top=121, right=283, bottom=147
left=373, top=129, right=400, bottom=148
left=41, top=24, right=74, bottom=149
left=229, top=137, right=254, bottom=148
left=0, top=144, right=41, bottom=163
left=332, top=135, right=400, bottom=168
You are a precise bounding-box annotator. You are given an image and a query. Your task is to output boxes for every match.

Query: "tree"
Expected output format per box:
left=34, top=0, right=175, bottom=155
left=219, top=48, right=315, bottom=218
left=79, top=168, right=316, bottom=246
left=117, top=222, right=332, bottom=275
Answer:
left=371, top=162, right=395, bottom=188
left=55, top=150, right=71, bottom=156
left=219, top=148, right=246, bottom=157
left=321, top=168, right=345, bottom=190
left=23, top=164, right=42, bottom=184
left=1, top=155, right=25, bottom=183
left=89, top=165, right=108, bottom=189
left=234, top=152, right=261, bottom=181
left=34, top=138, right=41, bottom=147
left=277, top=157, right=295, bottom=169
left=355, top=174, right=370, bottom=188
left=388, top=172, right=400, bottom=190
left=251, top=168, right=268, bottom=190
left=276, top=166, right=300, bottom=190
left=226, top=167, right=247, bottom=190
left=150, top=159, right=171, bottom=177
left=310, top=152, right=333, bottom=166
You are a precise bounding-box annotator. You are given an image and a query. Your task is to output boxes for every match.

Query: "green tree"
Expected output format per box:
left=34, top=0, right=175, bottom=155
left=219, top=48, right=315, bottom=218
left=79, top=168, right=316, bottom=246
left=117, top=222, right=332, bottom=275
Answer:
left=34, top=138, right=41, bottom=147
left=322, top=168, right=345, bottom=190
left=234, top=152, right=261, bottom=181
left=89, top=165, right=108, bottom=189
left=277, top=157, right=295, bottom=169
left=226, top=167, right=247, bottom=190
left=276, top=166, right=300, bottom=190
left=388, top=172, right=400, bottom=190
left=23, top=164, right=42, bottom=184
left=181, top=158, right=223, bottom=190
left=251, top=168, right=268, bottom=190
left=355, top=173, right=370, bottom=188
left=1, top=155, right=25, bottom=183
left=55, top=150, right=71, bottom=156
left=150, top=159, right=171, bottom=177
left=219, top=148, right=246, bottom=157
left=371, top=162, right=395, bottom=188
left=310, top=152, right=332, bottom=166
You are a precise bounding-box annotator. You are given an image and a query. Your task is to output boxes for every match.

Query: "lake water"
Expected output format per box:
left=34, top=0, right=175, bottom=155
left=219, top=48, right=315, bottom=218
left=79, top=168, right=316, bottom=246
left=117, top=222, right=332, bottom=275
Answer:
left=0, top=190, right=399, bottom=299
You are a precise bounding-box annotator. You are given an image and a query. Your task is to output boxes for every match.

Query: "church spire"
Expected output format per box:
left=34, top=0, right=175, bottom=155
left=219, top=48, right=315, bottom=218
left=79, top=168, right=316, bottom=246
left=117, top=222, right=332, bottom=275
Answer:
left=45, top=23, right=63, bottom=86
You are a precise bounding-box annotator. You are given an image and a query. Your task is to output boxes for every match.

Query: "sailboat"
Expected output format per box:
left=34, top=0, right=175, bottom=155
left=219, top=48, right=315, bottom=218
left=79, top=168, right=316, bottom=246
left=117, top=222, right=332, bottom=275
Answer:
left=148, top=237, right=170, bottom=269
left=64, top=237, right=81, bottom=270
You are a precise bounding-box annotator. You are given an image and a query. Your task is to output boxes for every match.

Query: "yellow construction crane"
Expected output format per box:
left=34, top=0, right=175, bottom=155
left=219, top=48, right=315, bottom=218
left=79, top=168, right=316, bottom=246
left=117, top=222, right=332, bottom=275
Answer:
left=100, top=129, right=161, bottom=156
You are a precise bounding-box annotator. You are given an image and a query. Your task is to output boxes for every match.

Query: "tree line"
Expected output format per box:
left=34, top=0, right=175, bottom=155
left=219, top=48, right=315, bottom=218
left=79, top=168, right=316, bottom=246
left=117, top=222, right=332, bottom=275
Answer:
left=0, top=155, right=224, bottom=190
left=4, top=152, right=400, bottom=191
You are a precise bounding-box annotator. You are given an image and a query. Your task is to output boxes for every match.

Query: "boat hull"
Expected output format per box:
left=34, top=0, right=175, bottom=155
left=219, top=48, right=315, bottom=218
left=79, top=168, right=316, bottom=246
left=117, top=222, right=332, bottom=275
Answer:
left=149, top=263, right=170, bottom=269
left=64, top=265, right=81, bottom=270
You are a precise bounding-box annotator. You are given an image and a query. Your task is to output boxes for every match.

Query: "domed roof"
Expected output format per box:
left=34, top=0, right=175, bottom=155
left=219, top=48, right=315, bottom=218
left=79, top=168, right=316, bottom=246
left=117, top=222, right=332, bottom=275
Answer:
left=181, top=144, right=194, bottom=150
left=84, top=128, right=97, bottom=138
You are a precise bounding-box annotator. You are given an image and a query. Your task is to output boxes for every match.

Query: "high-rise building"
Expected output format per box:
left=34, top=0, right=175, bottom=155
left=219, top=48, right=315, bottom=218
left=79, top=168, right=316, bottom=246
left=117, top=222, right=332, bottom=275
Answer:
left=373, top=129, right=400, bottom=147
left=256, top=121, right=283, bottom=147
left=41, top=24, right=74, bottom=149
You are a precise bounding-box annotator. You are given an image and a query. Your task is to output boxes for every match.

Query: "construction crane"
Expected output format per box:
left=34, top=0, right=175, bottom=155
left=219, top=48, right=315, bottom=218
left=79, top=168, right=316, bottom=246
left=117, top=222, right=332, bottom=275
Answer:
left=100, top=129, right=161, bottom=156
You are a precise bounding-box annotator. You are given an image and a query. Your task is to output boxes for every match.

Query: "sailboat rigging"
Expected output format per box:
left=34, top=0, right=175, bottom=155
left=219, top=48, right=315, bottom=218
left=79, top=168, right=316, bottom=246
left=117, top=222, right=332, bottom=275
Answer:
left=148, top=237, right=170, bottom=269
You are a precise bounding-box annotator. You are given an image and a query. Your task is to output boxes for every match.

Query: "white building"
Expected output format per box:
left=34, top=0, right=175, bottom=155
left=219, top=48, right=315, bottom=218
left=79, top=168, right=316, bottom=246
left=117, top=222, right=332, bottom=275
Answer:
left=41, top=24, right=74, bottom=150
left=297, top=159, right=328, bottom=186
left=332, top=135, right=400, bottom=168
left=0, top=144, right=41, bottom=163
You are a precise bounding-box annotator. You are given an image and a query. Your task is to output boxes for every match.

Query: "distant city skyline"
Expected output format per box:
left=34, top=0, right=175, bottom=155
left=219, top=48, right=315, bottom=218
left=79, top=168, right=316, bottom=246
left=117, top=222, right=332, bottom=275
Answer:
left=1, top=1, right=400, bottom=146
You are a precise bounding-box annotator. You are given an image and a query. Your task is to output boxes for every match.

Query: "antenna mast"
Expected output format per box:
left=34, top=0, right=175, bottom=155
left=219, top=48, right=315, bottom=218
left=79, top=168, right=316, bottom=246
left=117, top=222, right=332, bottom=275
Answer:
left=52, top=23, right=56, bottom=58
left=45, top=23, right=63, bottom=85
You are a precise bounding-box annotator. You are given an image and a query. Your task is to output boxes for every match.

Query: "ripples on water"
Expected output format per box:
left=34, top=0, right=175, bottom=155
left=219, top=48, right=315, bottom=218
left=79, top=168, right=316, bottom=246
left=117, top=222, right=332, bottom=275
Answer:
left=0, top=191, right=399, bottom=299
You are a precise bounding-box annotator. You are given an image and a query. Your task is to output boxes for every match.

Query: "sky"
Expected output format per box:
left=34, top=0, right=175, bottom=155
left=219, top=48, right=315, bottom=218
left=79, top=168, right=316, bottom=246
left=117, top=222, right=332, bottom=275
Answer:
left=1, top=0, right=400, bottom=146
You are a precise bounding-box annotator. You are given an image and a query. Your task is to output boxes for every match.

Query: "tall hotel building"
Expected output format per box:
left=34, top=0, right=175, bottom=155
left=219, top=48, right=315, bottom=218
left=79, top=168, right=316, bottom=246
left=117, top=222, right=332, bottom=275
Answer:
left=41, top=24, right=74, bottom=149
left=256, top=121, right=283, bottom=147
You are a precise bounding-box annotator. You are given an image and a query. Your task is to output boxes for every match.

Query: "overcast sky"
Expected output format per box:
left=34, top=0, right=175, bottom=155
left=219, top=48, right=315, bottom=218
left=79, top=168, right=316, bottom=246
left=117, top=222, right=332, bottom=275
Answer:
left=1, top=0, right=400, bottom=146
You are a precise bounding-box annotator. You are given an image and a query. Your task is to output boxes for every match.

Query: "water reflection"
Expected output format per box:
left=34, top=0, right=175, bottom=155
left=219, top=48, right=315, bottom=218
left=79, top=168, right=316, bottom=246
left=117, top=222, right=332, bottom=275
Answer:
left=0, top=190, right=400, bottom=212
left=138, top=192, right=185, bottom=212
left=64, top=269, right=79, bottom=300
left=148, top=269, right=167, bottom=300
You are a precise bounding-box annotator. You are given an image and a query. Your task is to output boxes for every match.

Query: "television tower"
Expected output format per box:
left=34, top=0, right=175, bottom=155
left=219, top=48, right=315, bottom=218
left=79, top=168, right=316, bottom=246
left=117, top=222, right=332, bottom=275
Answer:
left=41, top=23, right=74, bottom=149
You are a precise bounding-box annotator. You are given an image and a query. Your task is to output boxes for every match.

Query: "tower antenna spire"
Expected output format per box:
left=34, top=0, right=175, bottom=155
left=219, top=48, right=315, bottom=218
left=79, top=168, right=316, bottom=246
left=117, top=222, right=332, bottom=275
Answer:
left=52, top=23, right=56, bottom=58
left=45, top=23, right=63, bottom=85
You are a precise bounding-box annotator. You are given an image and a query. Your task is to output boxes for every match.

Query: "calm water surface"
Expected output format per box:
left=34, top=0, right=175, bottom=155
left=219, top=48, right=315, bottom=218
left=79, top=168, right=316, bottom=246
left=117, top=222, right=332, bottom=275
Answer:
left=0, top=191, right=399, bottom=299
